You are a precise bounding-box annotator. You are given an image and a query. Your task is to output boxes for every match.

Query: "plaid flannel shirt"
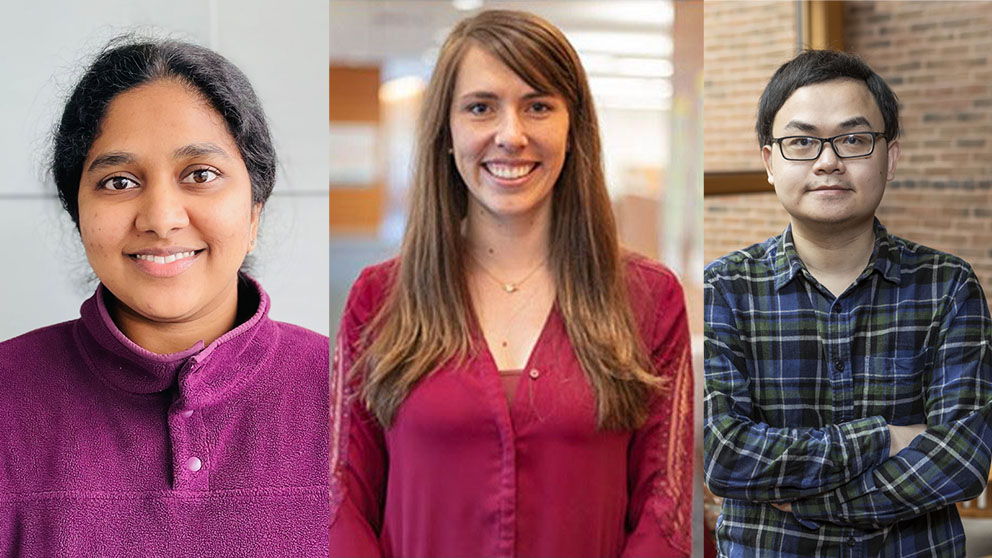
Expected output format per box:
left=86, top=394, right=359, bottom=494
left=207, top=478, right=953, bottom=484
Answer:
left=704, top=220, right=992, bottom=557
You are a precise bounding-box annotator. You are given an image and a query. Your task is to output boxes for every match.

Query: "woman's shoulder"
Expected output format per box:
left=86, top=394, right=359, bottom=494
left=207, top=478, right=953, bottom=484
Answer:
left=623, top=252, right=684, bottom=306
left=339, top=258, right=400, bottom=330
left=268, top=321, right=329, bottom=354
left=0, top=320, right=81, bottom=399
left=0, top=320, right=78, bottom=363
left=352, top=258, right=400, bottom=293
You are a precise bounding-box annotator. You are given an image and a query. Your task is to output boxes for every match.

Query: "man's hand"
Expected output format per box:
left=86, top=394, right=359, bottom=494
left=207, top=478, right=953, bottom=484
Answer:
left=889, top=424, right=927, bottom=457
left=766, top=425, right=926, bottom=516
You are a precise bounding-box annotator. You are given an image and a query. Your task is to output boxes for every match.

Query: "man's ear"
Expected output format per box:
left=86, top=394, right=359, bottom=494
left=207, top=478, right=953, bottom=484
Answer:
left=885, top=139, right=900, bottom=182
left=762, top=145, right=775, bottom=185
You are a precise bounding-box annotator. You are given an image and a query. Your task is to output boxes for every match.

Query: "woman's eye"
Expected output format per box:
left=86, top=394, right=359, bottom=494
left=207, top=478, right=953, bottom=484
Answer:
left=182, top=168, right=220, bottom=184
left=100, top=176, right=138, bottom=191
left=530, top=102, right=552, bottom=113
left=468, top=103, right=490, bottom=116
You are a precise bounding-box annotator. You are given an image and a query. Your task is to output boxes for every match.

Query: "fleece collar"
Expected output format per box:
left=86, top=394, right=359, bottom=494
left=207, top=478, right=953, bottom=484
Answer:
left=74, top=274, right=277, bottom=408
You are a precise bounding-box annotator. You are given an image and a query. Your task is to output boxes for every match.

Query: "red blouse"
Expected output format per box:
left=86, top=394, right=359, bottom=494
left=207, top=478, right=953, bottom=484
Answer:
left=330, top=256, right=693, bottom=557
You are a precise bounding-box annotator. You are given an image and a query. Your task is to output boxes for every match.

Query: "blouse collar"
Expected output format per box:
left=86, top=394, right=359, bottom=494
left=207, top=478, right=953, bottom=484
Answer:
left=74, top=274, right=277, bottom=407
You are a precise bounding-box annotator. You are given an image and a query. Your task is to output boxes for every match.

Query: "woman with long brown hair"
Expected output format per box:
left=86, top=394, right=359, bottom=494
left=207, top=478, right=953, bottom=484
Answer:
left=330, top=10, right=692, bottom=557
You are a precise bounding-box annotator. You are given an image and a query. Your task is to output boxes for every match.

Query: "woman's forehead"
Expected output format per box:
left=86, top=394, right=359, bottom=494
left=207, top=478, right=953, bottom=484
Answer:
left=86, top=80, right=239, bottom=165
left=451, top=45, right=560, bottom=101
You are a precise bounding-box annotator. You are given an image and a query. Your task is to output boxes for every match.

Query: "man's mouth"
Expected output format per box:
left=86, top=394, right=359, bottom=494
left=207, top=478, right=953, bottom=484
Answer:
left=809, top=184, right=852, bottom=192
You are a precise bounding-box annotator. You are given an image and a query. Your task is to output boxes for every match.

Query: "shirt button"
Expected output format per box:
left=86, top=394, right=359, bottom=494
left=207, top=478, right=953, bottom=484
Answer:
left=832, top=304, right=841, bottom=313
left=186, top=456, right=203, bottom=472
left=847, top=536, right=856, bottom=547
left=529, top=369, right=540, bottom=380
left=834, top=359, right=844, bottom=372
left=180, top=409, right=194, bottom=418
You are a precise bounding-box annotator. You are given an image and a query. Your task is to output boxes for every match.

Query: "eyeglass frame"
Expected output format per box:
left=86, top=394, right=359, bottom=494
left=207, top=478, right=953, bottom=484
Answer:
left=770, top=131, right=887, bottom=161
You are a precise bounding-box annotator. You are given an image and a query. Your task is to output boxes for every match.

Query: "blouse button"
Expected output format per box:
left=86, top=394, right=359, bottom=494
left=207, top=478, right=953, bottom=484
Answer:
left=180, top=409, right=194, bottom=418
left=186, top=456, right=203, bottom=472
left=529, top=369, right=540, bottom=380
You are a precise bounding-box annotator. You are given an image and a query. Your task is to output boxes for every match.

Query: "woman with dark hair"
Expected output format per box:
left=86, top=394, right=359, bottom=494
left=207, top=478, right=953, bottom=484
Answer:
left=0, top=38, right=328, bottom=555
left=331, top=10, right=692, bottom=558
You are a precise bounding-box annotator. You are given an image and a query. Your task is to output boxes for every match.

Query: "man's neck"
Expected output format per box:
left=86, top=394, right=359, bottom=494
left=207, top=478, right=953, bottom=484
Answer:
left=791, top=217, right=876, bottom=297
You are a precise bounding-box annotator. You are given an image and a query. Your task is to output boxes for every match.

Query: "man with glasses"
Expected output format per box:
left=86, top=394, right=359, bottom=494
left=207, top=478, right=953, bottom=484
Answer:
left=704, top=49, right=992, bottom=556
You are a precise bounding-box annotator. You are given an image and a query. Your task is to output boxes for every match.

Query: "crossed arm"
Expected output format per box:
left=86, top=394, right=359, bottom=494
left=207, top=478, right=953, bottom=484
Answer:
left=703, top=275, right=992, bottom=530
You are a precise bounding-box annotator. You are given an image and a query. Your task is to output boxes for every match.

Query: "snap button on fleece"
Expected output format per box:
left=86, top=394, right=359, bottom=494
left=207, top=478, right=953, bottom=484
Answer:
left=186, top=456, right=203, bottom=472
left=529, top=369, right=540, bottom=380
left=180, top=409, right=194, bottom=418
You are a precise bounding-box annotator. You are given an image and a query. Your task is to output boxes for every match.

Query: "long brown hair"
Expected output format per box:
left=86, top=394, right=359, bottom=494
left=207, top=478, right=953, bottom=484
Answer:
left=353, top=9, right=662, bottom=430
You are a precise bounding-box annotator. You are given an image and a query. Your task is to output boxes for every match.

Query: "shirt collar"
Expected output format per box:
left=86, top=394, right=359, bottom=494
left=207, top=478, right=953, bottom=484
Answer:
left=75, top=273, right=276, bottom=407
left=772, top=218, right=901, bottom=292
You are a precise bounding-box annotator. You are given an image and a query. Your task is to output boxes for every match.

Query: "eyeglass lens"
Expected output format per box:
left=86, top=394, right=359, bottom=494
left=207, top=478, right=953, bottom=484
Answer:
left=780, top=133, right=875, bottom=160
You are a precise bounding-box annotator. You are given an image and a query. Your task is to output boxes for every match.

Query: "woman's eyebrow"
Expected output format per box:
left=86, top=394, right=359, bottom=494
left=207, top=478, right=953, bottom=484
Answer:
left=459, top=91, right=499, bottom=101
left=173, top=142, right=230, bottom=160
left=86, top=143, right=230, bottom=173
left=458, top=90, right=552, bottom=102
left=87, top=151, right=135, bottom=172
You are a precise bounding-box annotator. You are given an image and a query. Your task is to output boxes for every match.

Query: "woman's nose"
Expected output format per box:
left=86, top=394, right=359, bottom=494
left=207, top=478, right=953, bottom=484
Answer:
left=133, top=179, right=190, bottom=237
left=494, top=111, right=527, bottom=151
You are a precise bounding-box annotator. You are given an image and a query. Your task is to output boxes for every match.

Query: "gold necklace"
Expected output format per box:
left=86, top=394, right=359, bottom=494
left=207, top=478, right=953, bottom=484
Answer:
left=468, top=250, right=548, bottom=294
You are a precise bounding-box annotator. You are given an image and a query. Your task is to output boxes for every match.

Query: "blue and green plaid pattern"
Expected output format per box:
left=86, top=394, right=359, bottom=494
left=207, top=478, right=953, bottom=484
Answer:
left=704, top=220, right=992, bottom=557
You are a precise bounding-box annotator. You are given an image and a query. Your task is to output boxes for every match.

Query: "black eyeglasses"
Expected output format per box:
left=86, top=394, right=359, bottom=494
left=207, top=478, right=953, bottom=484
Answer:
left=772, top=131, right=886, bottom=161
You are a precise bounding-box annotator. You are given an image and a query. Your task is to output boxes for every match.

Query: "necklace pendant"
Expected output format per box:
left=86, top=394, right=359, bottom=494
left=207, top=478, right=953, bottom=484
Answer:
left=503, top=283, right=519, bottom=293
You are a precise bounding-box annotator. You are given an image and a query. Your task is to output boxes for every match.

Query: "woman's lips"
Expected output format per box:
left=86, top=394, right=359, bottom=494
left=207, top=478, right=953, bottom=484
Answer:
left=483, top=162, right=539, bottom=184
left=127, top=249, right=203, bottom=278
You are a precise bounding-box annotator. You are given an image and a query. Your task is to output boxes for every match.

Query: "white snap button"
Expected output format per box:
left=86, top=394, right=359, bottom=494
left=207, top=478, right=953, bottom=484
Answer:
left=180, top=409, right=194, bottom=418
left=186, top=456, right=202, bottom=472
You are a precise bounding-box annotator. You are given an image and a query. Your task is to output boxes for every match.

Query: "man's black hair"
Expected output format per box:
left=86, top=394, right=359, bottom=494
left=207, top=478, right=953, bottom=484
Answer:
left=756, top=49, right=899, bottom=147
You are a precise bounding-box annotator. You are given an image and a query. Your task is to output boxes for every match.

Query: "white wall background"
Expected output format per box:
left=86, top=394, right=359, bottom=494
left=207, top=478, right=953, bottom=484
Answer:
left=0, top=0, right=329, bottom=339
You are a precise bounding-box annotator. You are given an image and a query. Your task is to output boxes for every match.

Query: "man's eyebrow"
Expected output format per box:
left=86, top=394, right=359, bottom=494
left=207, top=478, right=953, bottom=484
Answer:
left=782, top=120, right=818, bottom=134
left=838, top=116, right=873, bottom=130
left=87, top=152, right=136, bottom=172
left=173, top=143, right=231, bottom=160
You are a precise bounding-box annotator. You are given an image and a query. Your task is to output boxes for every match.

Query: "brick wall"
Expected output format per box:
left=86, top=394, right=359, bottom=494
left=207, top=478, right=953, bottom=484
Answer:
left=850, top=1, right=992, bottom=288
left=705, top=1, right=992, bottom=297
left=704, top=0, right=797, bottom=172
left=703, top=0, right=796, bottom=265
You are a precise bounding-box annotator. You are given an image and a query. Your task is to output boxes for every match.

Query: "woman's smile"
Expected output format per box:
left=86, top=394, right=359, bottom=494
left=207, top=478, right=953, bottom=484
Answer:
left=482, top=160, right=540, bottom=183
left=128, top=247, right=205, bottom=278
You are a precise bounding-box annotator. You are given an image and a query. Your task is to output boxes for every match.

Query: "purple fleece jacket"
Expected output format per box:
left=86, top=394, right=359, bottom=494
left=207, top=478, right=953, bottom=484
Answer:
left=0, top=275, right=329, bottom=556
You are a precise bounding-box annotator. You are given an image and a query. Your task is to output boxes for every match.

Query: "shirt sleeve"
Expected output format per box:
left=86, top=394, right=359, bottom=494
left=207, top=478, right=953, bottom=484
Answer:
left=330, top=269, right=388, bottom=558
left=791, top=269, right=992, bottom=529
left=703, top=276, right=892, bottom=502
left=621, top=272, right=693, bottom=558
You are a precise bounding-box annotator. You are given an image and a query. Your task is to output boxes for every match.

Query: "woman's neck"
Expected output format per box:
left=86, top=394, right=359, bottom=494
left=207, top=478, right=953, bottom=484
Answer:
left=108, top=278, right=240, bottom=354
left=463, top=202, right=552, bottom=276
